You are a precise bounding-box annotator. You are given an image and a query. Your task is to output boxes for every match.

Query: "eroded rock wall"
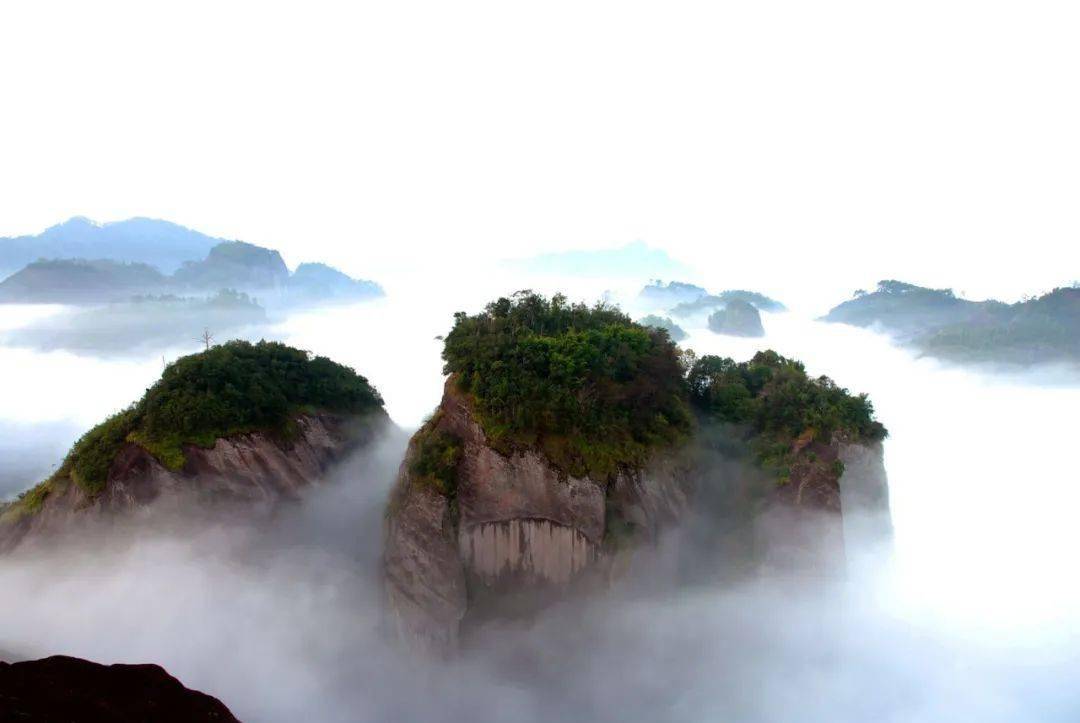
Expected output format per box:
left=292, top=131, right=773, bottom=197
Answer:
left=382, top=379, right=690, bottom=653
left=383, top=475, right=466, bottom=656
left=838, top=440, right=893, bottom=569
left=460, top=518, right=596, bottom=586
left=383, top=380, right=894, bottom=652
left=759, top=437, right=891, bottom=575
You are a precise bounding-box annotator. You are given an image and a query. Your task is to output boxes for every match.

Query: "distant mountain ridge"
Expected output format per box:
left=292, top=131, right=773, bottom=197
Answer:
left=0, top=219, right=384, bottom=306
left=0, top=217, right=221, bottom=275
left=823, top=280, right=1080, bottom=366
left=0, top=259, right=167, bottom=303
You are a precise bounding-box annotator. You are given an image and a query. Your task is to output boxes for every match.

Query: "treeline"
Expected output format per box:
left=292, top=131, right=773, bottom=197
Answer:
left=442, top=291, right=884, bottom=482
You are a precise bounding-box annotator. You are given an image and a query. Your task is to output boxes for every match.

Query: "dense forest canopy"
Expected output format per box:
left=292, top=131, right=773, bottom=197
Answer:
left=686, top=350, right=887, bottom=478
left=41, top=341, right=384, bottom=494
left=442, top=291, right=693, bottom=479
left=442, top=291, right=887, bottom=482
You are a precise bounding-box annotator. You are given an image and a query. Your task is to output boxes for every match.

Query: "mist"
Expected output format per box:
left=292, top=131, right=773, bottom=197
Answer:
left=1, top=270, right=1079, bottom=721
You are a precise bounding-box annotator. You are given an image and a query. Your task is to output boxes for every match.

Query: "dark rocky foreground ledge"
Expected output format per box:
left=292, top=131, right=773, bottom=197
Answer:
left=0, top=655, right=238, bottom=722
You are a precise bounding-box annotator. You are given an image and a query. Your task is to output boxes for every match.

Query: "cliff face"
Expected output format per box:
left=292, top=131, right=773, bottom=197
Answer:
left=837, top=440, right=893, bottom=558
left=383, top=384, right=893, bottom=654
left=0, top=655, right=238, bottom=722
left=761, top=435, right=891, bottom=572
left=1, top=411, right=385, bottom=551
left=383, top=381, right=691, bottom=654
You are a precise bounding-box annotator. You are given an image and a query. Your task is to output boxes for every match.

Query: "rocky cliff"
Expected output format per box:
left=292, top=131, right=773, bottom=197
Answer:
left=384, top=295, right=892, bottom=655
left=384, top=390, right=893, bottom=653
left=383, top=380, right=692, bottom=654
left=760, top=434, right=891, bottom=573
left=0, top=411, right=385, bottom=552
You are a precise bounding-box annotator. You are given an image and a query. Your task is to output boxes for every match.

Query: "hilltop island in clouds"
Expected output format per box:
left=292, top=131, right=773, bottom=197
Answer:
left=824, top=280, right=1080, bottom=368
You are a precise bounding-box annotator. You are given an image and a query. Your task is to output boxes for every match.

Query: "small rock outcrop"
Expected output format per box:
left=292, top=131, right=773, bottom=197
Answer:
left=0, top=655, right=239, bottom=722
left=707, top=299, right=765, bottom=337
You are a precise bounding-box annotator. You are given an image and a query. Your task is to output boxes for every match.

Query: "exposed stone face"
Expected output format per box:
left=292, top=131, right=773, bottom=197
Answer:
left=435, top=376, right=608, bottom=545
left=383, top=478, right=466, bottom=656
left=383, top=380, right=690, bottom=653
left=606, top=457, right=693, bottom=541
left=0, top=412, right=385, bottom=552
left=460, top=519, right=597, bottom=586
left=838, top=440, right=893, bottom=559
left=760, top=436, right=891, bottom=573
left=383, top=380, right=894, bottom=652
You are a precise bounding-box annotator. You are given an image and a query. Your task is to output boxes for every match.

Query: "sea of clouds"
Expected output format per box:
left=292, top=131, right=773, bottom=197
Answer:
left=1, top=270, right=1078, bottom=721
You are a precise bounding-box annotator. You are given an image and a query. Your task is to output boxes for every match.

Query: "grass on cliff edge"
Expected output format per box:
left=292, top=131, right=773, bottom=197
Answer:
left=11, top=340, right=384, bottom=511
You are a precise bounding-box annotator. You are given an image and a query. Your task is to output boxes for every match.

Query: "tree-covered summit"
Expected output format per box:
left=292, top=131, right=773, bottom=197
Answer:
left=35, top=341, right=384, bottom=496
left=442, top=291, right=693, bottom=479
left=440, top=292, right=888, bottom=484
left=686, top=350, right=886, bottom=481
left=823, top=279, right=979, bottom=335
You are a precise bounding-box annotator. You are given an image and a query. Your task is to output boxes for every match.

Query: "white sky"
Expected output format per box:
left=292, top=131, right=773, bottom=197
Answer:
left=1, top=0, right=1077, bottom=301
